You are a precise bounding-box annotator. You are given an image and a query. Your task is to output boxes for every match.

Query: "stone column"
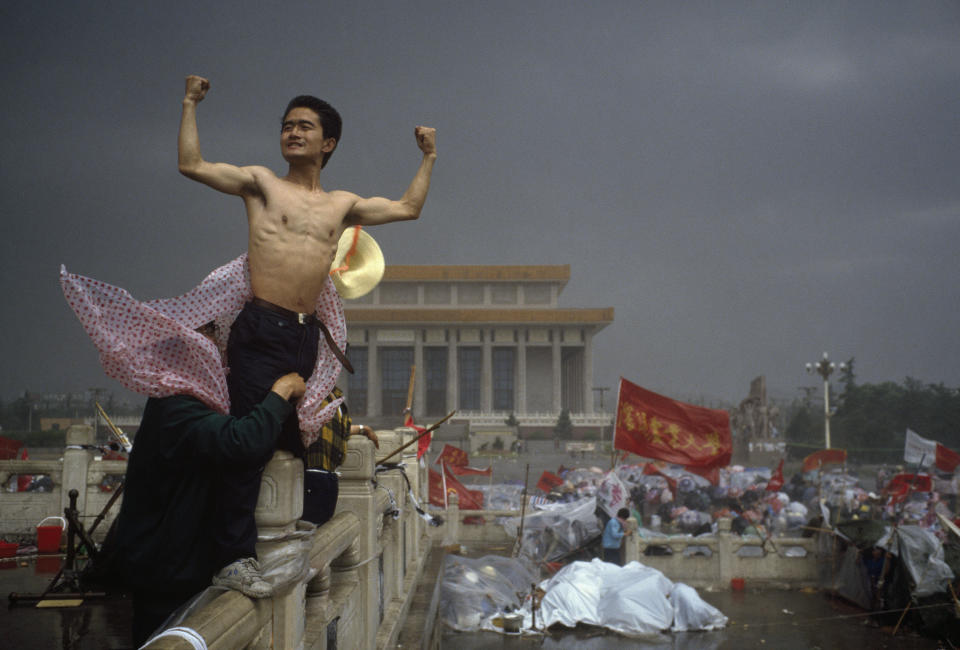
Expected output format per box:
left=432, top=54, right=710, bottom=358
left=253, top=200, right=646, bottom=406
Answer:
left=413, top=335, right=424, bottom=420
left=552, top=329, right=562, bottom=413
left=399, top=428, right=421, bottom=573
left=336, top=436, right=379, bottom=649
left=583, top=331, right=595, bottom=413
left=447, top=335, right=458, bottom=413
left=367, top=340, right=380, bottom=417
left=481, top=331, right=492, bottom=412
left=517, top=334, right=527, bottom=415
left=255, top=450, right=305, bottom=650
left=375, top=432, right=404, bottom=605
left=443, top=492, right=460, bottom=548
left=61, top=425, right=94, bottom=516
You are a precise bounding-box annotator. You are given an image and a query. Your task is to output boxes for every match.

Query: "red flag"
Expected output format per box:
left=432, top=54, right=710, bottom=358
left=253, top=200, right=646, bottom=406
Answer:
left=614, top=378, right=731, bottom=468
left=766, top=459, right=785, bottom=492
left=16, top=447, right=32, bottom=492
left=802, top=448, right=847, bottom=473
left=642, top=463, right=678, bottom=492
left=936, top=444, right=960, bottom=473
left=435, top=444, right=469, bottom=467
left=536, top=471, right=564, bottom=493
left=404, top=414, right=431, bottom=460
left=884, top=473, right=933, bottom=503
left=428, top=465, right=484, bottom=509
left=684, top=463, right=720, bottom=485
left=0, top=436, right=24, bottom=460
left=447, top=464, right=493, bottom=477
left=428, top=468, right=446, bottom=506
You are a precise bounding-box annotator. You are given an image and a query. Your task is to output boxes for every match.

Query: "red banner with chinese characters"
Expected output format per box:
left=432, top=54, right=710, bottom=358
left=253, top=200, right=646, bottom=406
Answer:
left=536, top=471, right=564, bottom=493
left=802, top=448, right=847, bottom=473
left=766, top=459, right=785, bottom=492
left=614, top=378, right=731, bottom=468
left=435, top=444, right=469, bottom=467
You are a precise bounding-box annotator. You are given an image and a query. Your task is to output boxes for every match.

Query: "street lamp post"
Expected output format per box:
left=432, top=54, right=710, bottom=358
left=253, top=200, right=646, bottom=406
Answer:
left=805, top=352, right=845, bottom=450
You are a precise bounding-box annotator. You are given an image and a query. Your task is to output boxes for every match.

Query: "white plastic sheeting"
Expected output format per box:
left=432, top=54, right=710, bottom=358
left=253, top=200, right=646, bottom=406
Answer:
left=540, top=559, right=726, bottom=636
left=501, top=497, right=602, bottom=562
left=878, top=524, right=955, bottom=597
left=445, top=557, right=727, bottom=637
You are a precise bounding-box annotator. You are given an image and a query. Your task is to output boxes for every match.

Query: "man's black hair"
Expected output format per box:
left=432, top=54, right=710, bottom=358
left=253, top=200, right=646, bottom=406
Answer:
left=282, top=96, right=342, bottom=168
left=617, top=507, right=630, bottom=520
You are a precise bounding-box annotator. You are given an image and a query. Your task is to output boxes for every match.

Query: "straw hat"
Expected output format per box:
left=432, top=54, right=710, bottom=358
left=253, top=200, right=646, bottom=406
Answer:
left=329, top=226, right=385, bottom=299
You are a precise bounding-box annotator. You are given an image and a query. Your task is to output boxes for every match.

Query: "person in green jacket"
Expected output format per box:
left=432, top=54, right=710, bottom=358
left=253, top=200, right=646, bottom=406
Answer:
left=112, top=370, right=305, bottom=648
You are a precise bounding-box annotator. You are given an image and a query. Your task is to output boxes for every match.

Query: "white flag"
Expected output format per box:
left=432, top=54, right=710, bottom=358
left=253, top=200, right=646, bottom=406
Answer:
left=904, top=429, right=935, bottom=467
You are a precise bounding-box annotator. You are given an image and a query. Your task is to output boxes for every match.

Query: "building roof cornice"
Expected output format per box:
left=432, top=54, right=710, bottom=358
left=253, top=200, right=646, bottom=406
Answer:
left=344, top=307, right=613, bottom=327
left=383, top=265, right=570, bottom=283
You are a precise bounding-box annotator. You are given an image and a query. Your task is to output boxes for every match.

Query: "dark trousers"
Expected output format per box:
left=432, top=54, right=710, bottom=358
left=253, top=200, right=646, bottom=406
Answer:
left=602, top=547, right=622, bottom=566
left=214, top=301, right=320, bottom=568
left=131, top=589, right=199, bottom=647
left=303, top=471, right=339, bottom=526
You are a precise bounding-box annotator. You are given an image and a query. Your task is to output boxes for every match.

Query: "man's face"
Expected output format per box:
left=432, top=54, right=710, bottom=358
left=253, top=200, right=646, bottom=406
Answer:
left=281, top=107, right=336, bottom=163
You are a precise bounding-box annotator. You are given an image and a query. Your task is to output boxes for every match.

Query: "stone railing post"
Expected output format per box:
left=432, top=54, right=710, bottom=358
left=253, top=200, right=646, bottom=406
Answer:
left=61, top=425, right=94, bottom=516
left=336, top=435, right=379, bottom=650
left=375, top=431, right=403, bottom=605
left=444, top=492, right=460, bottom=547
left=254, top=450, right=305, bottom=650
left=624, top=516, right=640, bottom=564
left=717, top=516, right=733, bottom=587
left=398, top=427, right=421, bottom=572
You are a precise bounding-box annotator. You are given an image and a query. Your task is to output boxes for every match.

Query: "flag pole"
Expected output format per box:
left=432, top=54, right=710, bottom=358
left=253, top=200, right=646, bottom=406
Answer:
left=442, top=461, right=449, bottom=509
left=513, top=463, right=531, bottom=558
left=610, top=378, right=623, bottom=469
left=380, top=410, right=456, bottom=465
left=404, top=365, right=416, bottom=417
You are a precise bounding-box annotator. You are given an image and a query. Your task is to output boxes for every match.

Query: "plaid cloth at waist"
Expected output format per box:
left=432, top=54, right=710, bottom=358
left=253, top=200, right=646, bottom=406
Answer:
left=305, top=387, right=351, bottom=472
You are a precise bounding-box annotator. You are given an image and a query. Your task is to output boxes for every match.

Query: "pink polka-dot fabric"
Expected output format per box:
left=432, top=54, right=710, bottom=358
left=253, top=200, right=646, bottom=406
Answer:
left=60, top=254, right=346, bottom=447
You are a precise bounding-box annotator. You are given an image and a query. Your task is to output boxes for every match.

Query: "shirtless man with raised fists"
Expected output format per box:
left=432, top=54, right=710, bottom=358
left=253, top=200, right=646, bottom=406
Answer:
left=178, top=75, right=436, bottom=581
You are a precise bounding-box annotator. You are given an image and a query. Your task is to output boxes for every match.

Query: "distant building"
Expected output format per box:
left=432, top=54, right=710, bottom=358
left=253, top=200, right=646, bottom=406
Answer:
left=337, top=265, right=613, bottom=433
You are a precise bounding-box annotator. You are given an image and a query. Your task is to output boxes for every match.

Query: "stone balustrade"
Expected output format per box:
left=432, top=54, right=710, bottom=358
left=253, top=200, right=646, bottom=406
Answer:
left=0, top=425, right=125, bottom=539
left=140, top=429, right=432, bottom=650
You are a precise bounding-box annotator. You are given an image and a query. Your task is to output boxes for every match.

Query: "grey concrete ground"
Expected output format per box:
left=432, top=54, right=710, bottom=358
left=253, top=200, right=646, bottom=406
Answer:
left=439, top=587, right=946, bottom=649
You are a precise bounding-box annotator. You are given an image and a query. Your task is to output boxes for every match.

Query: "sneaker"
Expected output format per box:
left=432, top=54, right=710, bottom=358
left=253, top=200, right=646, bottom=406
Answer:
left=212, top=557, right=273, bottom=598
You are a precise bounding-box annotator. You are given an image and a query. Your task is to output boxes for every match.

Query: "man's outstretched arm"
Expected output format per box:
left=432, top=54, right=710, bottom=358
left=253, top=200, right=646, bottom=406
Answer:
left=346, top=126, right=437, bottom=226
left=178, top=75, right=259, bottom=197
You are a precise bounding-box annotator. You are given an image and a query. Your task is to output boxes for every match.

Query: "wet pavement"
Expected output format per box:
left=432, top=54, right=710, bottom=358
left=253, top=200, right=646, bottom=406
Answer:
left=2, top=552, right=951, bottom=649
left=2, top=554, right=133, bottom=649
left=440, top=588, right=949, bottom=649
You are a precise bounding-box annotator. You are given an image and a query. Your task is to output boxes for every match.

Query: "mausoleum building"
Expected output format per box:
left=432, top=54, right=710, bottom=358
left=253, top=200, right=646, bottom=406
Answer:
left=337, top=265, right=613, bottom=431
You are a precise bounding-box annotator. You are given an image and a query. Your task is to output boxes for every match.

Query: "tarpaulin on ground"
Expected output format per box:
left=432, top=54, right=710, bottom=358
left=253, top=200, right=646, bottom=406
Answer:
left=502, top=497, right=601, bottom=562
left=438, top=554, right=538, bottom=632
left=879, top=525, right=955, bottom=597
left=614, top=377, right=731, bottom=468
left=538, top=559, right=727, bottom=636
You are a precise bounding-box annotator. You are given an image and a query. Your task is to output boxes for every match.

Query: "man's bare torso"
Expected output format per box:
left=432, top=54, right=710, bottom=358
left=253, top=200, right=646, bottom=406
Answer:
left=243, top=167, right=357, bottom=313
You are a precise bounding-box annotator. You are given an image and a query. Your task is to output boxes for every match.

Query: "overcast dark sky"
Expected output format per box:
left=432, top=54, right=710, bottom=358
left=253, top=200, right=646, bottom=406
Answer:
left=2, top=2, right=958, bottom=408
